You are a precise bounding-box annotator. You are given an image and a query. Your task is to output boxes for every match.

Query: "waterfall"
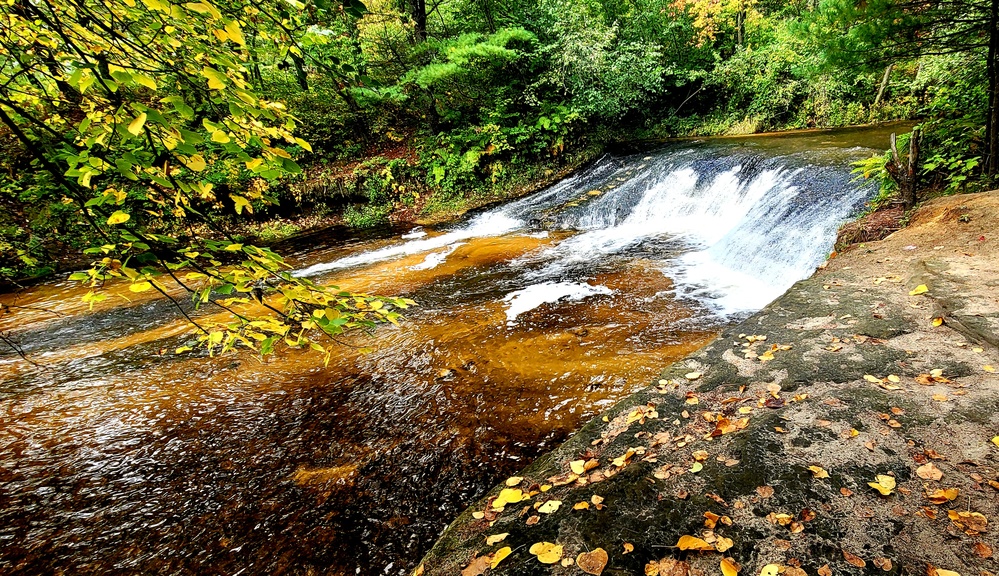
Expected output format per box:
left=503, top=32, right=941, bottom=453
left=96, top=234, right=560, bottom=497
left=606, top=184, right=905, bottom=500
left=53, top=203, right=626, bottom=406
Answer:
left=297, top=141, right=876, bottom=321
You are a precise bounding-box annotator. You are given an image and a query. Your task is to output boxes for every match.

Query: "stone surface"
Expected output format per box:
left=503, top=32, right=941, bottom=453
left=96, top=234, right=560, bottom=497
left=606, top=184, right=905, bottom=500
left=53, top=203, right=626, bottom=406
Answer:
left=417, top=192, right=999, bottom=576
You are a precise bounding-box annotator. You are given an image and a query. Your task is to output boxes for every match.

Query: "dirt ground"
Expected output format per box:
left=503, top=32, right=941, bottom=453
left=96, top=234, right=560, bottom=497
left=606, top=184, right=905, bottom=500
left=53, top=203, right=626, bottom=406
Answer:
left=416, top=191, right=999, bottom=576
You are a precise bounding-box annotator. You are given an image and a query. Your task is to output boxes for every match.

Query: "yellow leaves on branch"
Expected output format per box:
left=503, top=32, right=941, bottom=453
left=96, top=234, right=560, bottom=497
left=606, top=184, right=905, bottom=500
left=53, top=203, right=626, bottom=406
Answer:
left=107, top=211, right=130, bottom=225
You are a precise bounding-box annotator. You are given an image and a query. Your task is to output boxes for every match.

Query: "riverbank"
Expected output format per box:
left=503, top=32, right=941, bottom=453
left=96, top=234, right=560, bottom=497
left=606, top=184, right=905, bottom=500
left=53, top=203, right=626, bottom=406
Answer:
left=416, top=190, right=999, bottom=575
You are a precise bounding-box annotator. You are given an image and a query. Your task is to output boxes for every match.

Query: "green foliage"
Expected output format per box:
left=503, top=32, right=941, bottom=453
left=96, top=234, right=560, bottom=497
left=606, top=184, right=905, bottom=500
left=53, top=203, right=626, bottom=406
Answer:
left=343, top=201, right=393, bottom=227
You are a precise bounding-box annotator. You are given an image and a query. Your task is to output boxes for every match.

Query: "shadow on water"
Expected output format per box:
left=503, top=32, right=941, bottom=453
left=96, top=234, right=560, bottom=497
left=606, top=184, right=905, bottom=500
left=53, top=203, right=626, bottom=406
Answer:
left=0, top=126, right=890, bottom=575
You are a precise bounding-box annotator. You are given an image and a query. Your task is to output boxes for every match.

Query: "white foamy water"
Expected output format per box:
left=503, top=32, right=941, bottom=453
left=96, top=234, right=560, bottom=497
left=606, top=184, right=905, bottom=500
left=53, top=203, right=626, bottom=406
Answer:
left=502, top=282, right=613, bottom=324
left=409, top=243, right=464, bottom=271
left=295, top=143, right=874, bottom=321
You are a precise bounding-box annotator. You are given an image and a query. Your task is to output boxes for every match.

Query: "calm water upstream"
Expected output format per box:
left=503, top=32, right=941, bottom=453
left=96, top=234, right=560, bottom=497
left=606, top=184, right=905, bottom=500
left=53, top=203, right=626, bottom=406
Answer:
left=0, top=126, right=901, bottom=575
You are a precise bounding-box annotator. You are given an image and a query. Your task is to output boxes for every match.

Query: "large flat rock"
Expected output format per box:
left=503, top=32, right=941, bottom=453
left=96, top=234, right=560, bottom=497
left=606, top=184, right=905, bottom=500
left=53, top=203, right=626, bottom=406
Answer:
left=416, top=192, right=999, bottom=576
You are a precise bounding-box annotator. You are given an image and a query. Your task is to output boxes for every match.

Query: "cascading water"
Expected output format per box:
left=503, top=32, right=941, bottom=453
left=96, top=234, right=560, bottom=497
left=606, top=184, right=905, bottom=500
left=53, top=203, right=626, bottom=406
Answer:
left=0, top=127, right=893, bottom=576
left=299, top=141, right=875, bottom=322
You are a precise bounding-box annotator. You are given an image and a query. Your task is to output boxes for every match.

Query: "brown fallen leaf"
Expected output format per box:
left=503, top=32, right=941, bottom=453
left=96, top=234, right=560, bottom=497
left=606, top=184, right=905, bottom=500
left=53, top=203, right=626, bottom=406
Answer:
left=948, top=510, right=987, bottom=533
left=916, top=462, right=943, bottom=481
left=873, top=557, right=893, bottom=571
left=646, top=558, right=690, bottom=576
left=576, top=548, right=609, bottom=575
left=840, top=487, right=854, bottom=497
left=623, top=542, right=634, bottom=554
left=843, top=549, right=867, bottom=568
left=461, top=554, right=493, bottom=576
left=756, top=486, right=775, bottom=498
left=972, top=542, right=993, bottom=558
left=526, top=515, right=540, bottom=525
left=817, top=565, right=832, bottom=576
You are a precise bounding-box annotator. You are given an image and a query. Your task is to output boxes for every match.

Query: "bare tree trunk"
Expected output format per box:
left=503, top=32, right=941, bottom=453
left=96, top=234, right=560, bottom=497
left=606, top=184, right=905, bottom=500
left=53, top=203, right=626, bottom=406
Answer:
left=986, top=0, right=999, bottom=176
left=873, top=63, right=893, bottom=109
left=887, top=129, right=920, bottom=209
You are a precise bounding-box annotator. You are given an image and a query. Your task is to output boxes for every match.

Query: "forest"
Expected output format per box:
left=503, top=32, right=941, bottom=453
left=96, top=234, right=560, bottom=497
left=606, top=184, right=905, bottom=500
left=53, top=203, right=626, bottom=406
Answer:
left=1, top=0, right=997, bottom=354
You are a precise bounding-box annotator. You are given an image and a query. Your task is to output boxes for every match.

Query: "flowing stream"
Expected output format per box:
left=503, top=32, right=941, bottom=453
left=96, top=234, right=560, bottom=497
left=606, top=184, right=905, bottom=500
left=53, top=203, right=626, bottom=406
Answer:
left=0, top=126, right=898, bottom=575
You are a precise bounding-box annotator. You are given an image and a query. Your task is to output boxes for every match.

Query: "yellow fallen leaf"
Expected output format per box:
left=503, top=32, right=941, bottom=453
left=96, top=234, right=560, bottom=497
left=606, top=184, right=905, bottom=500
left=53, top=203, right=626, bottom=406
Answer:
left=685, top=371, right=702, bottom=380
left=529, top=542, right=564, bottom=564
left=485, top=533, right=509, bottom=545
left=721, top=557, right=741, bottom=576
left=992, top=436, right=999, bottom=447
left=472, top=511, right=485, bottom=519
left=561, top=557, right=574, bottom=567
left=692, top=450, right=709, bottom=461
left=868, top=474, right=896, bottom=496
left=909, top=284, right=929, bottom=296
left=505, top=476, right=523, bottom=486
left=934, top=570, right=961, bottom=576
left=591, top=495, right=604, bottom=505
left=573, top=501, right=590, bottom=510
left=570, top=460, right=586, bottom=475
left=864, top=374, right=883, bottom=383
left=984, top=365, right=996, bottom=373
left=932, top=317, right=944, bottom=327
left=760, top=564, right=780, bottom=576
left=490, top=547, right=512, bottom=569
left=690, top=462, right=703, bottom=473
left=925, top=488, right=959, bottom=504
left=887, top=374, right=901, bottom=383
left=808, top=465, right=830, bottom=479
left=676, top=535, right=714, bottom=551
left=492, top=488, right=523, bottom=509
left=715, top=536, right=733, bottom=552
left=932, top=394, right=948, bottom=402
left=538, top=500, right=561, bottom=514
left=623, top=542, right=634, bottom=554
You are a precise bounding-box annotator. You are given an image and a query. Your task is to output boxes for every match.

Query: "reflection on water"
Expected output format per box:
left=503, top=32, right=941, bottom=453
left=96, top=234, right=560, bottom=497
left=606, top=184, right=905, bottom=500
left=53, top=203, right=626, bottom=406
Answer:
left=0, top=126, right=892, bottom=575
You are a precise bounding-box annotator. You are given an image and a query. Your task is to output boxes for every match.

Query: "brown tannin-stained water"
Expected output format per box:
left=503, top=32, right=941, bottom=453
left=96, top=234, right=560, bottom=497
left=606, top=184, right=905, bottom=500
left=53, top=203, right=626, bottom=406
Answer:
left=0, top=126, right=901, bottom=575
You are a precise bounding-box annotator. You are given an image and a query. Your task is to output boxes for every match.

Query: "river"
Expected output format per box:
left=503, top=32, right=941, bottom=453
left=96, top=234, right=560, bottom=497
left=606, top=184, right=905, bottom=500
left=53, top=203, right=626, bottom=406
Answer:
left=0, top=125, right=900, bottom=575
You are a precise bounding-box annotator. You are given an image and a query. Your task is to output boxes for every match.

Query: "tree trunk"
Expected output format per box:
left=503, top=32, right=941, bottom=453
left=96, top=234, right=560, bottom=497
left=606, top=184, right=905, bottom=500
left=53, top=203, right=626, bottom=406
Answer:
left=887, top=129, right=920, bottom=210
left=986, top=0, right=999, bottom=176
left=410, top=0, right=427, bottom=42
left=873, top=63, right=893, bottom=109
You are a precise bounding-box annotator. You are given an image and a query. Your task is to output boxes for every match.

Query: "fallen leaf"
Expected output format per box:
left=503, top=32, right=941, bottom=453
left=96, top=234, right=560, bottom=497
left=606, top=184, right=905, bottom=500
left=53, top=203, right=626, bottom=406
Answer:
left=529, top=542, right=564, bottom=564
left=948, top=510, right=988, bottom=533
left=574, top=501, right=590, bottom=510
left=538, top=500, right=561, bottom=514
left=576, top=548, right=609, bottom=575
left=972, top=542, right=993, bottom=558
left=925, top=488, right=959, bottom=504
left=485, top=533, right=509, bottom=545
left=809, top=465, right=830, bottom=479
left=909, top=284, right=929, bottom=296
left=570, top=460, right=586, bottom=475
left=505, top=476, right=523, bottom=486
left=562, top=557, right=574, bottom=567
left=413, top=563, right=425, bottom=576
left=685, top=372, right=702, bottom=380
left=932, top=394, right=948, bottom=402
left=916, top=462, right=943, bottom=481
left=756, top=486, right=775, bottom=498
left=932, top=317, right=944, bottom=327
left=984, top=365, right=996, bottom=373
left=760, top=564, right=780, bottom=576
left=873, top=557, right=892, bottom=571
left=491, top=547, right=512, bottom=569
left=676, top=535, right=714, bottom=551
left=720, top=557, right=741, bottom=576
left=646, top=558, right=691, bottom=576
left=817, top=565, right=832, bottom=576
left=525, top=515, right=539, bottom=525
left=492, top=488, right=524, bottom=509
left=715, top=536, right=733, bottom=552
left=690, top=462, right=703, bottom=473
left=693, top=450, right=710, bottom=461
left=840, top=487, right=854, bottom=497
left=868, top=475, right=896, bottom=496
left=461, top=554, right=493, bottom=576
left=843, top=550, right=866, bottom=568
left=993, top=436, right=999, bottom=448
left=933, top=570, right=961, bottom=576
left=623, top=542, right=634, bottom=554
